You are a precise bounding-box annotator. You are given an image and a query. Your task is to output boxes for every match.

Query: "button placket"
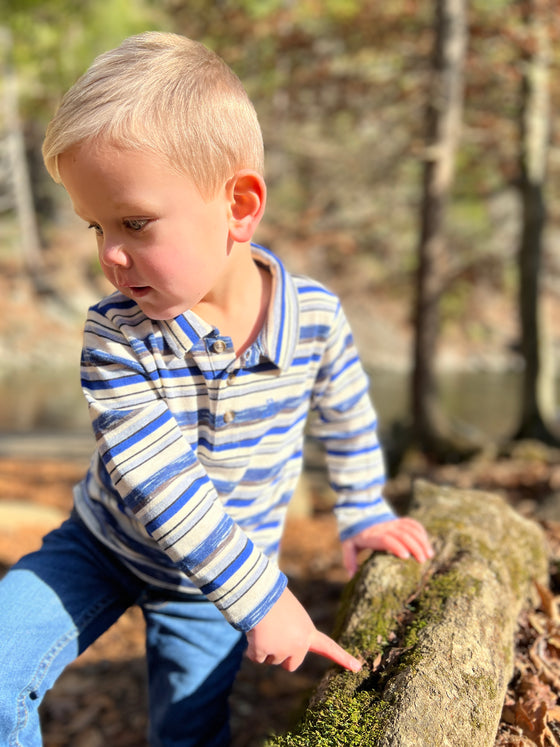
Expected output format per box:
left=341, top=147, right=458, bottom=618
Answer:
left=219, top=365, right=239, bottom=424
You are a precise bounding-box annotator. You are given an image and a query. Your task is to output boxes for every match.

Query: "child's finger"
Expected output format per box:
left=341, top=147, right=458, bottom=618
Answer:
left=309, top=630, right=362, bottom=672
left=401, top=535, right=431, bottom=562
left=373, top=531, right=412, bottom=559
left=408, top=520, right=433, bottom=552
left=393, top=520, right=434, bottom=562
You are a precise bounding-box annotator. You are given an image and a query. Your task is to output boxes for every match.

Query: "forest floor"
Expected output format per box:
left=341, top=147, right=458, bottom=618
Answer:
left=1, top=446, right=560, bottom=747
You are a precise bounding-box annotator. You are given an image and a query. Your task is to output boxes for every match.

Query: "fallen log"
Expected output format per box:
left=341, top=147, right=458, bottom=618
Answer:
left=266, top=480, right=549, bottom=747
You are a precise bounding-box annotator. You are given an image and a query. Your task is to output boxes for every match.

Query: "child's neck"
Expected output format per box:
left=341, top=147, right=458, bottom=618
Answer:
left=233, top=263, right=271, bottom=358
left=193, top=245, right=272, bottom=358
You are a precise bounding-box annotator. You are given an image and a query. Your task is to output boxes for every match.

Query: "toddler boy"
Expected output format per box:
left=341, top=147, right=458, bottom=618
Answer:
left=0, top=32, right=433, bottom=746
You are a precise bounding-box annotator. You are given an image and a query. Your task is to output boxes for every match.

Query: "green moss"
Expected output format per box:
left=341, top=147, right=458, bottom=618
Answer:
left=266, top=562, right=484, bottom=745
left=384, top=568, right=482, bottom=678
left=418, top=568, right=482, bottom=619
left=464, top=672, right=499, bottom=703
left=265, top=689, right=394, bottom=746
left=334, top=560, right=424, bottom=658
left=339, top=589, right=405, bottom=656
left=422, top=508, right=545, bottom=604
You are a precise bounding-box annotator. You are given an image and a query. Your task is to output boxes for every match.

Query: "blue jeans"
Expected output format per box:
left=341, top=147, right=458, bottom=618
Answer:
left=0, top=512, right=245, bottom=747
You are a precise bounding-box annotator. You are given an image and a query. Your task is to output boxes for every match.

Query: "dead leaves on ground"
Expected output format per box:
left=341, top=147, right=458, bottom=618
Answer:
left=497, top=576, right=560, bottom=747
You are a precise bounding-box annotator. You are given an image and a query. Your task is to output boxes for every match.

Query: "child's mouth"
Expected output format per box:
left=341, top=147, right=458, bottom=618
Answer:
left=128, top=285, right=151, bottom=297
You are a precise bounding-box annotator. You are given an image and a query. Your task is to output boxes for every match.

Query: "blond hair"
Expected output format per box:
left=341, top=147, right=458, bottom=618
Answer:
left=42, top=32, right=264, bottom=198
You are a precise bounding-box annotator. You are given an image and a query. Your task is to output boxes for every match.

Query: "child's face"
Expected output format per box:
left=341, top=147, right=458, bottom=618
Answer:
left=58, top=141, right=236, bottom=320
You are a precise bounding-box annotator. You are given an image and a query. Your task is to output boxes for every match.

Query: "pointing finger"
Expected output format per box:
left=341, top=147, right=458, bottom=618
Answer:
left=309, top=630, right=362, bottom=672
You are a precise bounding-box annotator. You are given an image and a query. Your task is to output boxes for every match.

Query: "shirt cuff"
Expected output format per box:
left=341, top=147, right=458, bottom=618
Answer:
left=335, top=500, right=397, bottom=542
left=176, top=524, right=288, bottom=632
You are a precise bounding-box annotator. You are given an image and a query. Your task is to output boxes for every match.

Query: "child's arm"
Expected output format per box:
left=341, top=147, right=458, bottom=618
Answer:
left=245, top=520, right=432, bottom=672
left=246, top=586, right=362, bottom=672
left=304, top=303, right=434, bottom=579
left=341, top=517, right=434, bottom=577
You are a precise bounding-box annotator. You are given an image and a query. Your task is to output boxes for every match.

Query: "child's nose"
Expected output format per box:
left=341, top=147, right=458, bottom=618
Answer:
left=99, top=240, right=131, bottom=268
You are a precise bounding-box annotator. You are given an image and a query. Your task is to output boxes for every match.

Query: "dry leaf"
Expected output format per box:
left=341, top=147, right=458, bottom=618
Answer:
left=528, top=612, right=546, bottom=635
left=535, top=581, right=559, bottom=623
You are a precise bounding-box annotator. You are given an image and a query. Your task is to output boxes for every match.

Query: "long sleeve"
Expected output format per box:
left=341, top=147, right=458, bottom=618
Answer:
left=307, top=302, right=397, bottom=540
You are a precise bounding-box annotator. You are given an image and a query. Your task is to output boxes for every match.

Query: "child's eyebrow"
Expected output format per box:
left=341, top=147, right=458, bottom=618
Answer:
left=72, top=202, right=157, bottom=224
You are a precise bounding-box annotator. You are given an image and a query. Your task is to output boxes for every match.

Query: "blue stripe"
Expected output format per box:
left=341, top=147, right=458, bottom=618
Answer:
left=199, top=538, right=254, bottom=595
left=326, top=444, right=381, bottom=457
left=141, top=469, right=206, bottom=522
left=339, top=512, right=395, bottom=542
left=99, top=409, right=173, bottom=460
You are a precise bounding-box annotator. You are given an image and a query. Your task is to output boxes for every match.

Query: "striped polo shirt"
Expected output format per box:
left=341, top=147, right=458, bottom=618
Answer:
left=73, top=244, right=395, bottom=631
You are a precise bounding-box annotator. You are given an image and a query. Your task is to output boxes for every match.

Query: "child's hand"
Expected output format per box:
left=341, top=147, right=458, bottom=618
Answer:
left=342, top=517, right=434, bottom=577
left=246, top=587, right=362, bottom=673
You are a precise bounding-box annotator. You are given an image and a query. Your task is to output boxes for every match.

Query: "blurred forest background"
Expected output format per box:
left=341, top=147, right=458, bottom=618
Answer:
left=1, top=0, right=560, bottom=463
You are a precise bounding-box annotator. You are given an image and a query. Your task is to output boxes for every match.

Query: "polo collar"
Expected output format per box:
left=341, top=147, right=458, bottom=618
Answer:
left=157, top=244, right=299, bottom=371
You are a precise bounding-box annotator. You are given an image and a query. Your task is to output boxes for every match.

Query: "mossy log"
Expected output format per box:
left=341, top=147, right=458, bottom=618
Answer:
left=267, top=480, right=549, bottom=747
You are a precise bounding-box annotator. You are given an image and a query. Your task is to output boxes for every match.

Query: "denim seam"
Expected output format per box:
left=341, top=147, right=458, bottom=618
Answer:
left=10, top=593, right=118, bottom=747
left=12, top=628, right=77, bottom=747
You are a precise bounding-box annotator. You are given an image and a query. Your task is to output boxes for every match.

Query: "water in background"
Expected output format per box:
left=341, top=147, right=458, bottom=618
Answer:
left=0, top=366, right=539, bottom=442
left=371, top=368, right=526, bottom=440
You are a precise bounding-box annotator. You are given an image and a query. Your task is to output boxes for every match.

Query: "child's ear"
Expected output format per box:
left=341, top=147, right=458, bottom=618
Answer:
left=226, top=171, right=266, bottom=243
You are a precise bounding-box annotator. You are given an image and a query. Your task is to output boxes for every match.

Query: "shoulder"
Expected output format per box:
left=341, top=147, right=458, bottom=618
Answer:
left=85, top=292, right=157, bottom=347
left=89, top=291, right=142, bottom=324
left=290, top=275, right=349, bottom=340
left=292, top=273, right=340, bottom=310
left=253, top=243, right=342, bottom=315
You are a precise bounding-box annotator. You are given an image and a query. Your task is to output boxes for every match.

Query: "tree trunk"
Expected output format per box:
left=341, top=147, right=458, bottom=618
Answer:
left=0, top=27, right=44, bottom=283
left=411, top=0, right=467, bottom=456
left=266, top=481, right=548, bottom=747
left=514, top=0, right=558, bottom=444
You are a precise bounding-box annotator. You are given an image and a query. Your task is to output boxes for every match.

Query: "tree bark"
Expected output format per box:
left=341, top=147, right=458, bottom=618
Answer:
left=514, top=0, right=558, bottom=444
left=267, top=481, right=548, bottom=747
left=411, top=0, right=467, bottom=456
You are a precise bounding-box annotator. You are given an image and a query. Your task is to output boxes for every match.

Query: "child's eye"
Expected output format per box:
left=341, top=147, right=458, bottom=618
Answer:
left=88, top=223, right=103, bottom=236
left=125, top=218, right=149, bottom=231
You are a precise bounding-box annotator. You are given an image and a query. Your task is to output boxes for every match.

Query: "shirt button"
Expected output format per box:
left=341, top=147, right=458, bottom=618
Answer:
left=212, top=339, right=227, bottom=354
left=223, top=411, right=235, bottom=424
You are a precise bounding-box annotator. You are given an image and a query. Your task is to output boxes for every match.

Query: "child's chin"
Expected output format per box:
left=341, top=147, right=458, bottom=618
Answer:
left=138, top=302, right=188, bottom=321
